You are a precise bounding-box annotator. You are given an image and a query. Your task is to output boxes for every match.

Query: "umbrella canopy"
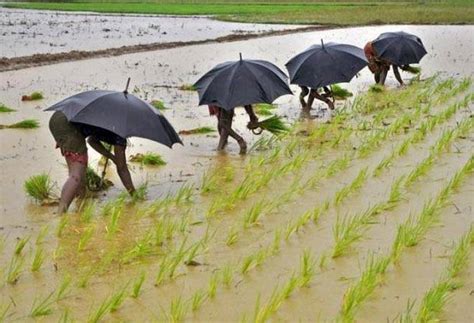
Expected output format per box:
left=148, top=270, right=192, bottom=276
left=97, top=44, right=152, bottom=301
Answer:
left=372, top=31, right=427, bottom=66
left=45, top=90, right=182, bottom=148
left=285, top=40, right=368, bottom=89
left=193, top=55, right=292, bottom=111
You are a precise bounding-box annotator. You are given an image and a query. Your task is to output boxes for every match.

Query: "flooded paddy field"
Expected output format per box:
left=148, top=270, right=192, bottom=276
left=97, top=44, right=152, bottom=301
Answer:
left=1, top=23, right=473, bottom=322
left=0, top=8, right=306, bottom=58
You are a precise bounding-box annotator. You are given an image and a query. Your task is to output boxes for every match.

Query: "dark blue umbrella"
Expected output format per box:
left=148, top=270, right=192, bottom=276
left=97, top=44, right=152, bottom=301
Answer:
left=285, top=40, right=368, bottom=89
left=45, top=83, right=181, bottom=147
left=193, top=54, right=292, bottom=111
left=372, top=31, right=427, bottom=66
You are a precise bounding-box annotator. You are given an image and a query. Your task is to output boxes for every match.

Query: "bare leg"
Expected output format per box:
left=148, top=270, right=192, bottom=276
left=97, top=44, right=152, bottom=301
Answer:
left=374, top=72, right=380, bottom=84
left=299, top=86, right=309, bottom=109
left=393, top=65, right=404, bottom=86
left=217, top=115, right=230, bottom=151
left=218, top=110, right=246, bottom=154
left=113, top=145, right=135, bottom=195
left=58, top=159, right=86, bottom=214
left=307, top=89, right=317, bottom=110
left=379, top=66, right=389, bottom=85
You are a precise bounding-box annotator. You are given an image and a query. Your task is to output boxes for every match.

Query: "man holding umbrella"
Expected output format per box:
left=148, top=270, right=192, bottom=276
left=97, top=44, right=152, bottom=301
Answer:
left=46, top=80, right=182, bottom=213
left=49, top=111, right=135, bottom=213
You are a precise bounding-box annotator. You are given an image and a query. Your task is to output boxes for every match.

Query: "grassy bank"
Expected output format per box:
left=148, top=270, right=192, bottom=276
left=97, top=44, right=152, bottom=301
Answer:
left=3, top=1, right=473, bottom=25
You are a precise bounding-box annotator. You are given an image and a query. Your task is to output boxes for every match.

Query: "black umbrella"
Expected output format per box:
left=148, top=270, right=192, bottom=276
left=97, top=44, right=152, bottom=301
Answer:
left=193, top=54, right=292, bottom=111
left=285, top=40, right=368, bottom=89
left=372, top=31, right=427, bottom=66
left=45, top=81, right=181, bottom=147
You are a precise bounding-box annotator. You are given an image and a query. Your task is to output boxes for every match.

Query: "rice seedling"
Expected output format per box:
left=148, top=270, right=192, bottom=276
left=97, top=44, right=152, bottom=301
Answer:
left=179, top=84, right=196, bottom=91
left=281, top=273, right=300, bottom=300
left=155, top=255, right=171, bottom=286
left=35, top=225, right=49, bottom=245
left=77, top=226, right=95, bottom=252
left=254, top=115, right=289, bottom=135
left=0, top=103, right=15, bottom=112
left=243, top=200, right=268, bottom=228
left=184, top=240, right=202, bottom=266
left=444, top=228, right=473, bottom=279
left=369, top=84, right=384, bottom=93
left=168, top=296, right=187, bottom=322
left=30, top=291, right=55, bottom=317
left=173, top=183, right=194, bottom=205
left=299, top=250, right=317, bottom=287
left=331, top=84, right=353, bottom=100
left=240, top=254, right=256, bottom=274
left=79, top=199, right=96, bottom=223
left=384, top=175, right=405, bottom=210
left=416, top=280, right=457, bottom=322
left=31, top=247, right=45, bottom=272
left=225, top=226, right=239, bottom=246
left=221, top=264, right=234, bottom=287
left=56, top=216, right=68, bottom=238
left=21, top=91, right=44, bottom=101
left=131, top=182, right=148, bottom=203
left=340, top=254, right=391, bottom=321
left=56, top=275, right=71, bottom=301
left=150, top=99, right=168, bottom=110
left=178, top=126, right=216, bottom=135
left=254, top=103, right=276, bottom=116
left=77, top=269, right=94, bottom=289
left=271, top=229, right=282, bottom=255
left=58, top=308, right=72, bottom=323
left=190, top=289, right=207, bottom=312
left=208, top=272, right=219, bottom=299
left=109, top=284, right=129, bottom=312
left=106, top=200, right=124, bottom=237
left=6, top=255, right=24, bottom=284
left=130, top=152, right=166, bottom=166
left=14, top=236, right=30, bottom=255
left=0, top=303, right=11, bottom=322
left=87, top=295, right=111, bottom=323
left=24, top=174, right=55, bottom=202
left=334, top=168, right=368, bottom=205
left=0, top=119, right=40, bottom=129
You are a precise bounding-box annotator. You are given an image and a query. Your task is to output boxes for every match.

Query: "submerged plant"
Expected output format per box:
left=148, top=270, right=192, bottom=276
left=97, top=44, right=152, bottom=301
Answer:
left=24, top=174, right=55, bottom=202
left=130, top=152, right=166, bottom=166
left=191, top=289, right=207, bottom=312
left=30, top=292, right=54, bottom=317
left=14, top=236, right=30, bottom=255
left=178, top=126, right=215, bottom=135
left=6, top=255, right=24, bottom=284
left=168, top=296, right=187, bottom=322
left=21, top=91, right=44, bottom=101
left=150, top=99, right=168, bottom=110
left=0, top=119, right=40, bottom=129
left=31, top=247, right=45, bottom=272
left=0, top=103, right=15, bottom=113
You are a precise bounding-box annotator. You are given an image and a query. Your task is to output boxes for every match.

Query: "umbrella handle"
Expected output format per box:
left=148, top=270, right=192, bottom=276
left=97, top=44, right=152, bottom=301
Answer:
left=124, top=77, right=131, bottom=94
left=252, top=128, right=264, bottom=135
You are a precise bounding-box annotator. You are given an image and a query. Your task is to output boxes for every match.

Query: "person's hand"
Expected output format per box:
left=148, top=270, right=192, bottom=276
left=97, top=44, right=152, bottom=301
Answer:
left=247, top=120, right=259, bottom=130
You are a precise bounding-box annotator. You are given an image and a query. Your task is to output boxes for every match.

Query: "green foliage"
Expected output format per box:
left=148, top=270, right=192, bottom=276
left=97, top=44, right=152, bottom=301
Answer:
left=1, top=119, right=40, bottom=129
left=331, top=84, right=353, bottom=100
left=0, top=104, right=15, bottom=113
left=178, top=126, right=216, bottom=135
left=179, top=84, right=196, bottom=91
left=150, top=99, right=168, bottom=110
left=256, top=115, right=290, bottom=135
left=254, top=103, right=276, bottom=116
left=24, top=174, right=55, bottom=202
left=130, top=152, right=166, bottom=166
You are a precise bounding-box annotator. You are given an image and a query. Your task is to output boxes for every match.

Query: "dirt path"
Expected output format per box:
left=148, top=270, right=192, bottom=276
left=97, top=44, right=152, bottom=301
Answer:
left=0, top=25, right=330, bottom=72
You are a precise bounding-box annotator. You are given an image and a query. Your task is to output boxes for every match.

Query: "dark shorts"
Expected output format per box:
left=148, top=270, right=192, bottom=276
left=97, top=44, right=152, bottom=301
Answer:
left=49, top=111, right=88, bottom=155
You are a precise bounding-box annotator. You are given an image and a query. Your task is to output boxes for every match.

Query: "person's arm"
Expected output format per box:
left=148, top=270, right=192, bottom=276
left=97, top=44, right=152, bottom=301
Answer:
left=87, top=136, right=116, bottom=163
left=393, top=65, right=404, bottom=86
left=244, top=105, right=258, bottom=124
left=313, top=89, right=335, bottom=110
left=113, top=145, right=135, bottom=195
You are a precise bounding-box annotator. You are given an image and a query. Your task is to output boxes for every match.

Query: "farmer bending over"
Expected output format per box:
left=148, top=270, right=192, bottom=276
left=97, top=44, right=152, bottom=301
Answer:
left=364, top=41, right=409, bottom=86
left=209, top=104, right=258, bottom=154
left=299, top=86, right=335, bottom=111
left=49, top=111, right=135, bottom=213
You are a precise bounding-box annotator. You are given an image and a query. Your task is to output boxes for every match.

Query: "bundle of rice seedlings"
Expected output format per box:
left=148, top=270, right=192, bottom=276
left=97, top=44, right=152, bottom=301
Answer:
left=330, top=85, right=353, bottom=100
left=24, top=174, right=56, bottom=203
left=403, top=65, right=421, bottom=75
left=150, top=100, right=168, bottom=111
left=21, top=92, right=44, bottom=101
left=86, top=167, right=113, bottom=192
left=369, top=84, right=385, bottom=93
left=254, top=103, right=276, bottom=116
left=178, top=126, right=216, bottom=135
left=129, top=152, right=166, bottom=166
left=0, top=104, right=15, bottom=113
left=254, top=115, right=289, bottom=135
left=179, top=84, right=196, bottom=91
left=0, top=119, right=39, bottom=129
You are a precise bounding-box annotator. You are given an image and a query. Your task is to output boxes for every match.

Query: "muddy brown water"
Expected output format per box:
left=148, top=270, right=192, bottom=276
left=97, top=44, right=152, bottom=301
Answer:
left=0, top=24, right=473, bottom=321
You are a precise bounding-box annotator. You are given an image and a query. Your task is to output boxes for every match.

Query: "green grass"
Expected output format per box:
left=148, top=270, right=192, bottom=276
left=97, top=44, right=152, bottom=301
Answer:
left=0, top=104, right=15, bottom=113
left=1, top=119, right=40, bottom=129
left=150, top=100, right=168, bottom=111
left=129, top=152, right=166, bottom=166
left=178, top=126, right=216, bottom=135
left=254, top=103, right=277, bottom=116
left=331, top=84, right=353, bottom=100
left=24, top=174, right=55, bottom=202
left=256, top=115, right=290, bottom=135
left=3, top=2, right=473, bottom=25
left=179, top=84, right=197, bottom=91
